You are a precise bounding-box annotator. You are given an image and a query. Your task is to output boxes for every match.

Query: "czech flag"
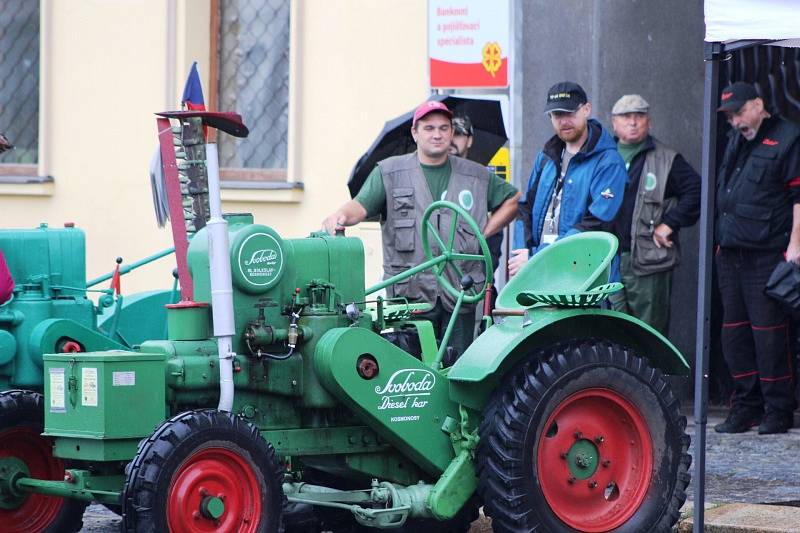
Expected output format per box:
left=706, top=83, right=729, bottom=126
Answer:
left=182, top=62, right=206, bottom=111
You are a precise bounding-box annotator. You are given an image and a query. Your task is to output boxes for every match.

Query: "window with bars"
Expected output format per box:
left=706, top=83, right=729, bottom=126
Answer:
left=213, top=0, right=290, bottom=182
left=0, top=0, right=40, bottom=174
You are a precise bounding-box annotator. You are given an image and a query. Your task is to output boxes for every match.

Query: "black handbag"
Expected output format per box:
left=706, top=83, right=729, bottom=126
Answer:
left=765, top=260, right=800, bottom=311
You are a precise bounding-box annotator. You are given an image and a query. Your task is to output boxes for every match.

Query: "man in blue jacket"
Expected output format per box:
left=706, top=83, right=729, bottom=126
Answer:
left=510, top=82, right=627, bottom=275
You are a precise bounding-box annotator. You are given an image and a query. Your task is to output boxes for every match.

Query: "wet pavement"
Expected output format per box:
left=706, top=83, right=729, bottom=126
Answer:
left=78, top=406, right=800, bottom=532
left=686, top=406, right=800, bottom=505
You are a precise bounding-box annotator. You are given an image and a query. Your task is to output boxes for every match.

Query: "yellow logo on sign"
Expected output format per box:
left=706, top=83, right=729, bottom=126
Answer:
left=482, top=42, right=502, bottom=78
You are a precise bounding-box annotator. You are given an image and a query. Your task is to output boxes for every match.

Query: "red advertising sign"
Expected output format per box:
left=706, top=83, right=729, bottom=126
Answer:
left=428, top=1, right=510, bottom=89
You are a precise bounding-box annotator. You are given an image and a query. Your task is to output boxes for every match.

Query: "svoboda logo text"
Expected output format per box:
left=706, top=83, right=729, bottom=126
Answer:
left=375, top=369, right=435, bottom=414
left=375, top=369, right=436, bottom=395
left=244, top=249, right=278, bottom=266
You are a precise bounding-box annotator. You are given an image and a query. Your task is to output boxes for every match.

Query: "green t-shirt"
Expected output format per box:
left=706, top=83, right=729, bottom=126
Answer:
left=354, top=158, right=517, bottom=219
left=616, top=140, right=646, bottom=170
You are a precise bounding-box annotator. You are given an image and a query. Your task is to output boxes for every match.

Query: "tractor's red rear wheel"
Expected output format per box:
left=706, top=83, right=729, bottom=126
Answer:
left=0, top=390, right=86, bottom=533
left=537, top=389, right=653, bottom=531
left=476, top=341, right=691, bottom=533
left=122, top=409, right=285, bottom=533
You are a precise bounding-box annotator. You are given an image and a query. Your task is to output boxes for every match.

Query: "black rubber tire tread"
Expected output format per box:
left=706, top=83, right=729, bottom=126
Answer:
left=0, top=389, right=87, bottom=533
left=121, top=408, right=285, bottom=533
left=476, top=341, right=691, bottom=533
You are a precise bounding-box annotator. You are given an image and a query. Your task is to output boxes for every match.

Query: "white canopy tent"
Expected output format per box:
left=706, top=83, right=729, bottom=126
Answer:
left=705, top=0, right=800, bottom=44
left=694, top=2, right=800, bottom=531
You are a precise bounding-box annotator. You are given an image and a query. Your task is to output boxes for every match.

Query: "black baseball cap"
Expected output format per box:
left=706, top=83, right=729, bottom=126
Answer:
left=718, top=82, right=759, bottom=112
left=544, top=81, right=587, bottom=113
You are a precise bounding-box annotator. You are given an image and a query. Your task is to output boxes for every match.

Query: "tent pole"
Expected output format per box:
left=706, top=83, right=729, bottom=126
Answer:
left=693, top=40, right=721, bottom=533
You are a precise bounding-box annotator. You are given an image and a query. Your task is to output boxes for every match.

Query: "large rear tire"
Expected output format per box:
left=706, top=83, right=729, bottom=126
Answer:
left=477, top=341, right=691, bottom=533
left=0, top=390, right=87, bottom=533
left=122, top=409, right=285, bottom=532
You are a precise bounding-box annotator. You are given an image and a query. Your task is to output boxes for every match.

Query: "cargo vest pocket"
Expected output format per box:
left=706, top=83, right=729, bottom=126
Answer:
left=454, top=221, right=480, bottom=255
left=394, top=218, right=416, bottom=252
left=732, top=203, right=771, bottom=244
left=392, top=188, right=415, bottom=211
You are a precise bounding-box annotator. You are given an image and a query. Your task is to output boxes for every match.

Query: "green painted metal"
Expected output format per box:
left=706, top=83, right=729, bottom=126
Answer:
left=419, top=201, right=492, bottom=305
left=448, top=310, right=689, bottom=410
left=427, top=449, right=477, bottom=520
left=496, top=231, right=618, bottom=309
left=262, top=426, right=389, bottom=456
left=165, top=304, right=210, bottom=340
left=43, top=351, right=167, bottom=460
left=52, top=436, right=140, bottom=462
left=87, top=246, right=175, bottom=287
left=0, top=224, right=172, bottom=391
left=434, top=289, right=465, bottom=369
left=365, top=255, right=447, bottom=296
left=315, top=327, right=459, bottom=475
left=0, top=456, right=29, bottom=509
left=390, top=320, right=438, bottom=365
left=29, top=318, right=127, bottom=365
left=97, top=289, right=174, bottom=346
left=0, top=224, right=88, bottom=293
left=10, top=469, right=123, bottom=505
left=567, top=439, right=599, bottom=480
left=201, top=496, right=225, bottom=519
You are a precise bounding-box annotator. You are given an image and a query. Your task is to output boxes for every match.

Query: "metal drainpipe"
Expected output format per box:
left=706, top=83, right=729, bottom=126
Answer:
left=205, top=143, right=235, bottom=412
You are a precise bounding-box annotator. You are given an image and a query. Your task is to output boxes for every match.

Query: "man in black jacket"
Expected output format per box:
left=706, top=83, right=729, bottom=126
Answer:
left=714, top=82, right=800, bottom=434
left=607, top=94, right=700, bottom=335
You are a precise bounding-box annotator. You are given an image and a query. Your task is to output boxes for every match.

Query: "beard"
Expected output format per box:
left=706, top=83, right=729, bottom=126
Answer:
left=556, top=122, right=587, bottom=144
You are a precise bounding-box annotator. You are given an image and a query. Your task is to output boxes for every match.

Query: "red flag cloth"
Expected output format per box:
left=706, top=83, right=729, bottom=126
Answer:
left=0, top=251, right=14, bottom=304
left=110, top=263, right=121, bottom=296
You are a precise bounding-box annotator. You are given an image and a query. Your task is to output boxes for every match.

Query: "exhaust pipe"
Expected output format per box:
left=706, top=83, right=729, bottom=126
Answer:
left=205, top=143, right=235, bottom=412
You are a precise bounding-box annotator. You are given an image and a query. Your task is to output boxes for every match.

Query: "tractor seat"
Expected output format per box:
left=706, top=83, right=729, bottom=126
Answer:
left=496, top=231, right=619, bottom=309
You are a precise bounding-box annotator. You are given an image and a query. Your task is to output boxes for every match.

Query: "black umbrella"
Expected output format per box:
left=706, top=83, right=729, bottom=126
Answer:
left=347, top=95, right=508, bottom=198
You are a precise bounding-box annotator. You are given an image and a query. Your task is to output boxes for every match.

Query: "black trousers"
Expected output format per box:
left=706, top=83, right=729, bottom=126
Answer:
left=716, top=248, right=796, bottom=414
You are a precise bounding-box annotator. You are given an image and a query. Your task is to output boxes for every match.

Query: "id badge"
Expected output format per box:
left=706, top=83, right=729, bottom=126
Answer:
left=542, top=234, right=557, bottom=244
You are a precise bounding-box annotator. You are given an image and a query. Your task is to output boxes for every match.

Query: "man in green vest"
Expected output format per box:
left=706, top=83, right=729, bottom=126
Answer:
left=607, top=94, right=701, bottom=335
left=322, top=100, right=519, bottom=356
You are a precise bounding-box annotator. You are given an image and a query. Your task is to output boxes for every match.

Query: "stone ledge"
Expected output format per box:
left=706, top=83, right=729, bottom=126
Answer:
left=679, top=503, right=800, bottom=532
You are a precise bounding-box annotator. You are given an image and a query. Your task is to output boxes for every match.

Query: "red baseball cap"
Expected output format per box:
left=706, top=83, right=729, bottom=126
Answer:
left=412, top=100, right=453, bottom=127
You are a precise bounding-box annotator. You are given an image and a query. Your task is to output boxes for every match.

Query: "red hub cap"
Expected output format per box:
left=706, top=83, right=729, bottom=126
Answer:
left=537, top=388, right=653, bottom=532
left=0, top=427, right=67, bottom=533
left=167, top=446, right=263, bottom=533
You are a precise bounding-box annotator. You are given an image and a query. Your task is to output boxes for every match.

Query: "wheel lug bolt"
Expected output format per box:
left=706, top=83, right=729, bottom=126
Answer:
left=193, top=511, right=201, bottom=519
left=199, top=487, right=208, bottom=496
left=602, top=459, right=611, bottom=468
left=588, top=480, right=598, bottom=489
left=217, top=493, right=225, bottom=500
left=574, top=431, right=583, bottom=439
left=594, top=435, right=604, bottom=444
left=567, top=476, right=576, bottom=485
left=560, top=452, right=568, bottom=459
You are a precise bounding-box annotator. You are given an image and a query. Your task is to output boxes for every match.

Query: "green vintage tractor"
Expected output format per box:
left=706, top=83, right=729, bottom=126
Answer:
left=0, top=113, right=690, bottom=533
left=0, top=223, right=177, bottom=392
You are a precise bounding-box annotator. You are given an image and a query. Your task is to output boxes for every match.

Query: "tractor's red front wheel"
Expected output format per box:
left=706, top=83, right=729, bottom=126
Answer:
left=122, top=409, right=285, bottom=533
left=0, top=390, right=86, bottom=533
left=477, top=341, right=691, bottom=533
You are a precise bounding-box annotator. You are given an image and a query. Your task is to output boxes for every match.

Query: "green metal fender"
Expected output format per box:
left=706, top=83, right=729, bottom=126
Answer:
left=447, top=308, right=689, bottom=411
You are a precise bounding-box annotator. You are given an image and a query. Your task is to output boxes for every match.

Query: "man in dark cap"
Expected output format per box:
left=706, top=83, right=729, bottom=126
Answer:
left=323, top=101, right=518, bottom=356
left=511, top=81, right=627, bottom=275
left=714, top=81, right=800, bottom=434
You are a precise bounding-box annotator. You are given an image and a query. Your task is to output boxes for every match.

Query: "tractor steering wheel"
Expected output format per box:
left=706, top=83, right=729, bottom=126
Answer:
left=420, top=200, right=493, bottom=304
